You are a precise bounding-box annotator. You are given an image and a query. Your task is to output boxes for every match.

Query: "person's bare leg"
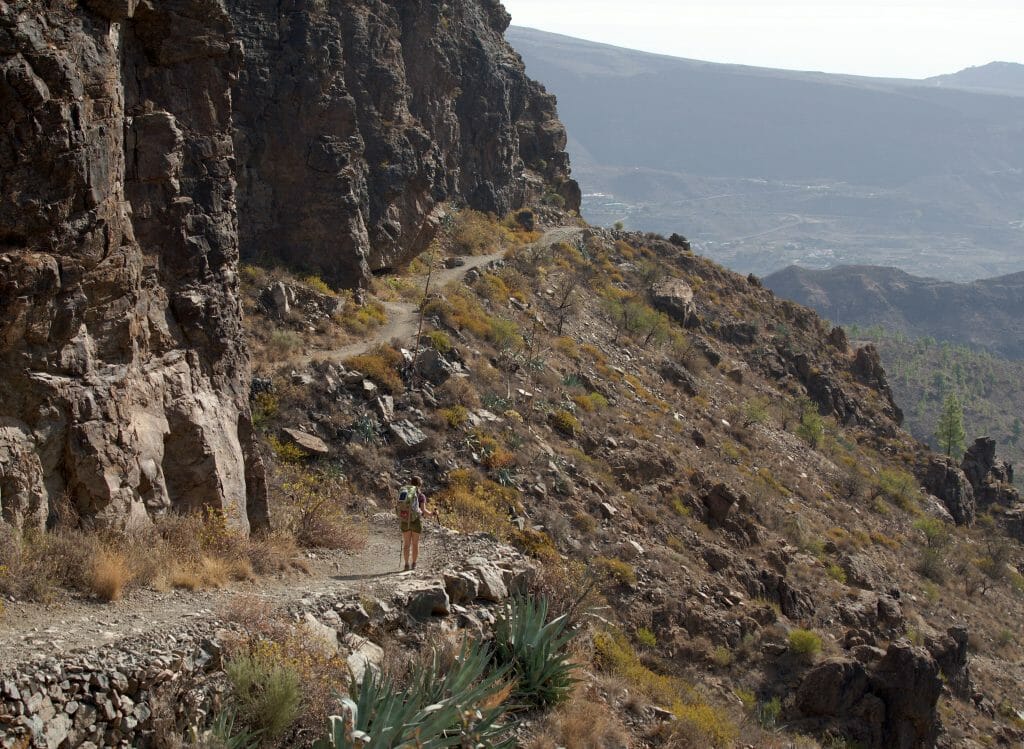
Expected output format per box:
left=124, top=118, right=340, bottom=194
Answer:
left=411, top=532, right=421, bottom=568
left=402, top=530, right=412, bottom=569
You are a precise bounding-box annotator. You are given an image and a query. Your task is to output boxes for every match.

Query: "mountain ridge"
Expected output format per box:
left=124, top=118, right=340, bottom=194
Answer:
left=763, top=264, right=1024, bottom=360
left=506, top=26, right=1024, bottom=280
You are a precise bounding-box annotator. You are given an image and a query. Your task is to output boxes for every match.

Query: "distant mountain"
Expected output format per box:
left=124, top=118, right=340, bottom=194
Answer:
left=925, top=62, right=1024, bottom=97
left=763, top=265, right=1024, bottom=359
left=506, top=27, right=1024, bottom=280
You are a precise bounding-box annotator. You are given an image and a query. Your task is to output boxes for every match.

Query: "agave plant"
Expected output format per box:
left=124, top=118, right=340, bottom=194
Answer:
left=492, top=595, right=579, bottom=708
left=314, top=639, right=514, bottom=749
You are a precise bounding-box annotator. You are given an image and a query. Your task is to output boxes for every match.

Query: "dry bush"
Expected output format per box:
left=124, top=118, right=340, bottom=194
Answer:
left=526, top=692, right=632, bottom=749
left=270, top=464, right=367, bottom=551
left=248, top=530, right=300, bottom=575
left=437, top=377, right=482, bottom=409
left=89, top=548, right=133, bottom=602
left=344, top=345, right=404, bottom=393
left=0, top=525, right=60, bottom=601
left=222, top=611, right=351, bottom=743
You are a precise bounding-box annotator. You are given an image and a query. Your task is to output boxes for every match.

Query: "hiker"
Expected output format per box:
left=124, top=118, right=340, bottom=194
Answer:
left=397, top=476, right=433, bottom=571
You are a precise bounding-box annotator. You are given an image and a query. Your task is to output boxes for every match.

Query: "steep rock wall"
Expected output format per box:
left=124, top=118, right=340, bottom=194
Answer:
left=229, top=0, right=580, bottom=286
left=0, top=0, right=267, bottom=531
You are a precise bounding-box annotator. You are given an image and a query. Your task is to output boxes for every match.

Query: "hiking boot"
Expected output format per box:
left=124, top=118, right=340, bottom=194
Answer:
left=412, top=561, right=417, bottom=570
left=403, top=563, right=409, bottom=571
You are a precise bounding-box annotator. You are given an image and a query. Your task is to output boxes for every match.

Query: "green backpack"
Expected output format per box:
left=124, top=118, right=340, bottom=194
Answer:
left=396, top=485, right=421, bottom=523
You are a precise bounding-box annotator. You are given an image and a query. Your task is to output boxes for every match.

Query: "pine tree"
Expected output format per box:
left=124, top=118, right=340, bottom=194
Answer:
left=935, top=393, right=966, bottom=459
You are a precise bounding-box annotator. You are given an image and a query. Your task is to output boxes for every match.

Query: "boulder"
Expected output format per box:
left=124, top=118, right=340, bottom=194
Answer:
left=869, top=642, right=942, bottom=749
left=961, top=437, right=1020, bottom=509
left=405, top=582, right=451, bottom=619
left=703, top=546, right=734, bottom=572
left=302, top=613, right=340, bottom=653
left=925, top=626, right=972, bottom=699
left=344, top=634, right=384, bottom=684
left=389, top=420, right=428, bottom=451
left=650, top=279, right=697, bottom=327
left=472, top=564, right=509, bottom=602
left=443, top=570, right=480, bottom=604
left=921, top=457, right=975, bottom=526
left=793, top=642, right=942, bottom=749
left=703, top=483, right=739, bottom=524
left=281, top=428, right=330, bottom=457
left=415, top=348, right=455, bottom=386
left=337, top=602, right=371, bottom=630
left=659, top=359, right=698, bottom=396
left=851, top=345, right=903, bottom=424
left=838, top=553, right=883, bottom=591
left=796, top=658, right=870, bottom=717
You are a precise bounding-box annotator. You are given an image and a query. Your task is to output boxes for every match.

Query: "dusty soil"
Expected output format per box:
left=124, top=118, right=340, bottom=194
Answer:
left=0, top=517, right=487, bottom=671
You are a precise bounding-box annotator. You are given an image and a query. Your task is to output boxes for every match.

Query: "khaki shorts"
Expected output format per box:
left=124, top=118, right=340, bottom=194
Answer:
left=400, top=517, right=422, bottom=534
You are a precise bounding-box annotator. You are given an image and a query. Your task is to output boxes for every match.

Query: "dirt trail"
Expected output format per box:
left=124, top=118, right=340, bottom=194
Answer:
left=0, top=520, right=445, bottom=670
left=303, top=250, right=507, bottom=364
left=0, top=227, right=587, bottom=672
left=302, top=226, right=585, bottom=364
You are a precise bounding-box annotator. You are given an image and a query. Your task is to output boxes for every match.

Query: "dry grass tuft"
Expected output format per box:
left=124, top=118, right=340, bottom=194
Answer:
left=89, top=548, right=133, bottom=602
left=526, top=692, right=631, bottom=749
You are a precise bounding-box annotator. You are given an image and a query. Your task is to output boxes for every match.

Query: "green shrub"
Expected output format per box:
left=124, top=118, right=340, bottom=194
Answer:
left=441, top=405, right=468, bottom=429
left=876, top=468, right=920, bottom=511
left=314, top=639, right=513, bottom=748
left=710, top=646, right=733, bottom=667
left=426, top=330, right=452, bottom=354
left=636, top=627, right=657, bottom=648
left=826, top=564, right=848, bottom=584
left=788, top=628, right=822, bottom=661
left=672, top=702, right=739, bottom=748
left=302, top=275, right=336, bottom=296
left=756, top=696, right=782, bottom=729
left=551, top=409, right=580, bottom=437
left=493, top=596, right=579, bottom=707
left=226, top=648, right=301, bottom=741
left=593, top=556, right=636, bottom=586
left=572, top=392, right=609, bottom=412
left=796, top=399, right=824, bottom=448
left=913, top=517, right=951, bottom=548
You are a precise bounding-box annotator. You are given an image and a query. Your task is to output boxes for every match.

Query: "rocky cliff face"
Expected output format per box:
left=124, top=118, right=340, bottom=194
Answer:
left=228, top=0, right=580, bottom=287
left=0, top=0, right=266, bottom=531
left=0, top=0, right=577, bottom=530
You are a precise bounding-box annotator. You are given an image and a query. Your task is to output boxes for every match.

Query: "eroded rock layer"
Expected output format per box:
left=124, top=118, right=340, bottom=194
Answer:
left=228, top=0, right=580, bottom=286
left=0, top=0, right=267, bottom=531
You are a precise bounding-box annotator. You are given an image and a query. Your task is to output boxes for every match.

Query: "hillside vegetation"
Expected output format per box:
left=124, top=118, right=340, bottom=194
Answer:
left=230, top=208, right=1024, bottom=747
left=853, top=328, right=1024, bottom=485
left=4, top=208, right=1024, bottom=747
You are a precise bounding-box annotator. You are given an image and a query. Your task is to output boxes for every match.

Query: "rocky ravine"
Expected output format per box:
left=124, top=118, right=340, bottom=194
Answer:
left=0, top=0, right=577, bottom=530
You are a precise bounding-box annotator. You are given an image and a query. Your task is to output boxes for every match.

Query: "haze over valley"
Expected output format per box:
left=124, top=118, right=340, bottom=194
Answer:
left=507, top=27, right=1024, bottom=281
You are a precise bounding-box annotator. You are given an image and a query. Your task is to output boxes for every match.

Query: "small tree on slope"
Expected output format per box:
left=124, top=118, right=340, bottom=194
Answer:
left=935, top=392, right=966, bottom=459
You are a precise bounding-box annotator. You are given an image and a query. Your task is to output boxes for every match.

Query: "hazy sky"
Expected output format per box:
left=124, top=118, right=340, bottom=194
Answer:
left=500, top=0, right=1023, bottom=79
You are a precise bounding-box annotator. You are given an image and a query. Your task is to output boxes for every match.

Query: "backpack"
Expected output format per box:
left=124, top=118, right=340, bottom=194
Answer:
left=396, top=485, right=421, bottom=523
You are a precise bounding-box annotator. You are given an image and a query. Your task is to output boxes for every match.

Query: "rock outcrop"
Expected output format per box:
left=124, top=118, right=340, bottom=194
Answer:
left=920, top=457, right=976, bottom=526
left=0, top=0, right=267, bottom=531
left=228, top=0, right=579, bottom=287
left=794, top=641, right=943, bottom=749
left=960, top=436, right=1019, bottom=509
